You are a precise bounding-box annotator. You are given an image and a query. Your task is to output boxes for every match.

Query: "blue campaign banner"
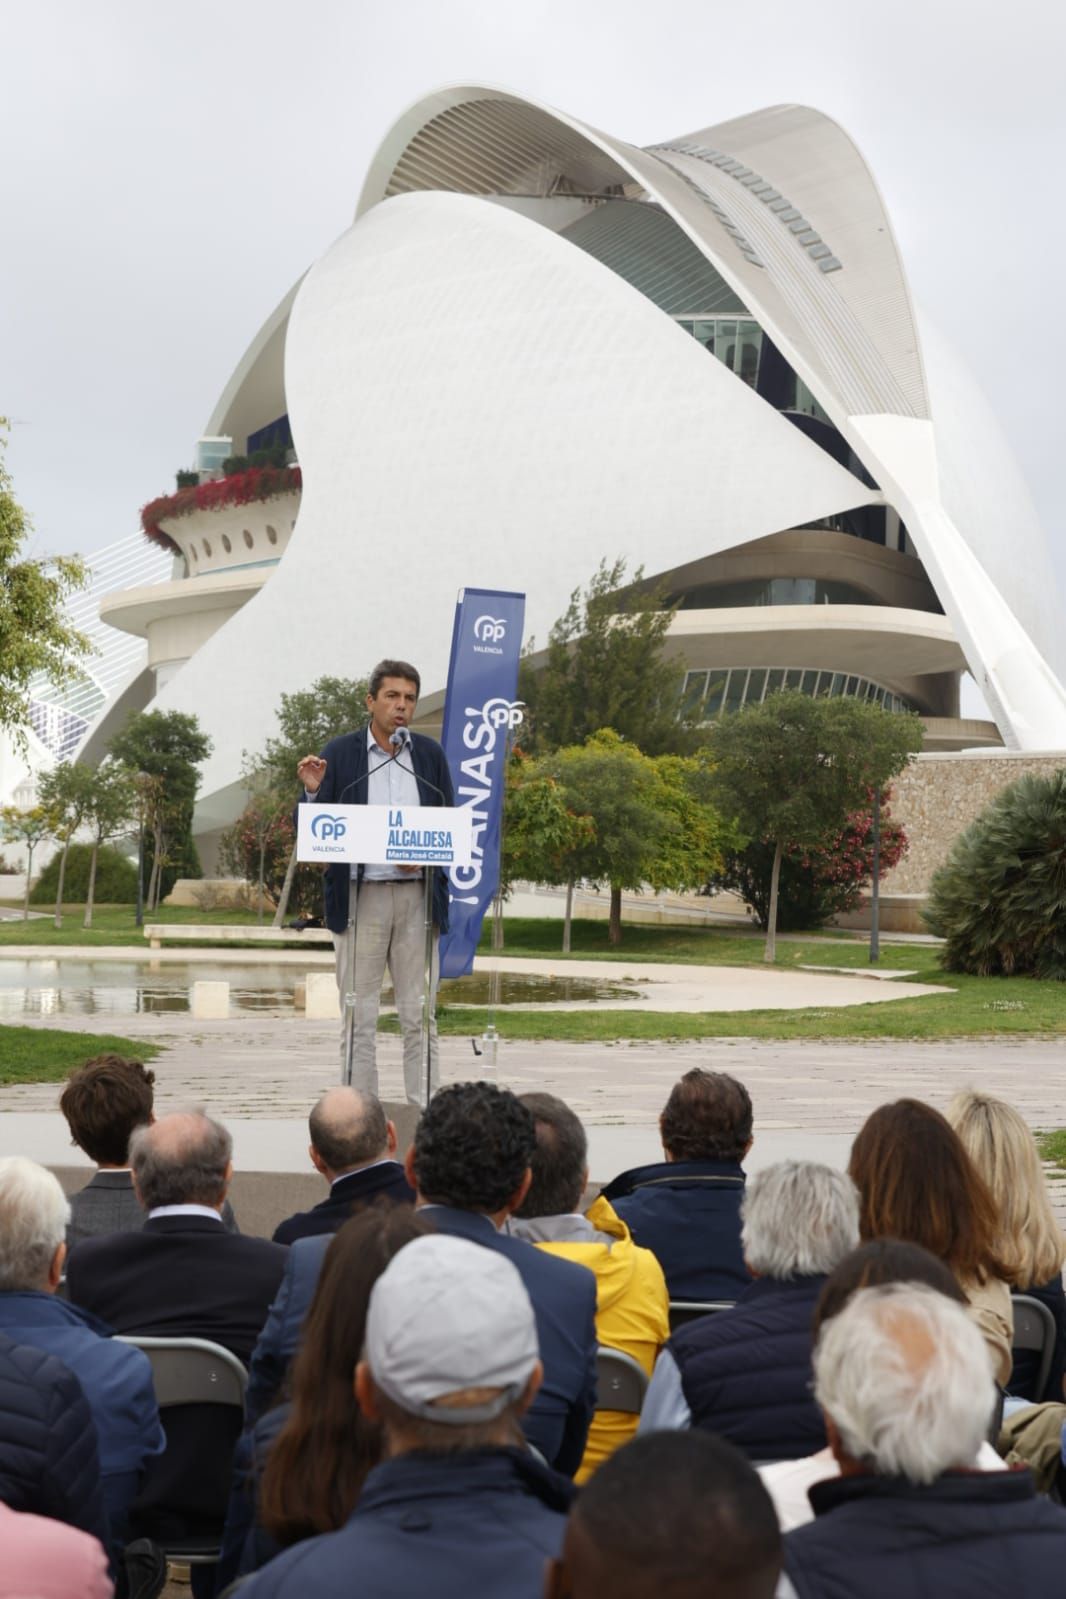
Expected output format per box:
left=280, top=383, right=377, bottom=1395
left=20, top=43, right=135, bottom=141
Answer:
left=437, top=587, right=526, bottom=979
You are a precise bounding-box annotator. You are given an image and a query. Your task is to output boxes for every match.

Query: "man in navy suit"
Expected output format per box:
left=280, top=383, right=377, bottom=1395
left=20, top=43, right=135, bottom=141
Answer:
left=296, top=658, right=454, bottom=1102
left=272, top=1087, right=414, bottom=1245
left=243, top=1084, right=599, bottom=1477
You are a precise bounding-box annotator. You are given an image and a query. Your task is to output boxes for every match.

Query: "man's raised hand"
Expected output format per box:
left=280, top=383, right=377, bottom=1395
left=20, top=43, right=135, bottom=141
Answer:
left=297, top=755, right=327, bottom=794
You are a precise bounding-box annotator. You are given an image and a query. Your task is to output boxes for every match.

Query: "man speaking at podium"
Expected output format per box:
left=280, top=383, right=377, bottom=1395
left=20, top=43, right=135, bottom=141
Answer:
left=296, top=659, right=454, bottom=1102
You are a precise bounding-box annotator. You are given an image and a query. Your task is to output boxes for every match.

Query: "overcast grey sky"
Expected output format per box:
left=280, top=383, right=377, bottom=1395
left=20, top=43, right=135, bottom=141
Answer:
left=3, top=0, right=1065, bottom=605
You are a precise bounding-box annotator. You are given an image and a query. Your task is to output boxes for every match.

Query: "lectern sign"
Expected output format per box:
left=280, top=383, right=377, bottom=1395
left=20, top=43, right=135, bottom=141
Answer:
left=297, top=803, right=474, bottom=867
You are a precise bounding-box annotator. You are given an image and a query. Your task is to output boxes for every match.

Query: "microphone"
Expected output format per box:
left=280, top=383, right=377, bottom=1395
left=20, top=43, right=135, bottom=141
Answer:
left=389, top=726, right=412, bottom=752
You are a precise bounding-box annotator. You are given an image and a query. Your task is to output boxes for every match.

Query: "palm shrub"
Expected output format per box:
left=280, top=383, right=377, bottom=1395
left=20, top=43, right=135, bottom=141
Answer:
left=924, top=768, right=1066, bottom=978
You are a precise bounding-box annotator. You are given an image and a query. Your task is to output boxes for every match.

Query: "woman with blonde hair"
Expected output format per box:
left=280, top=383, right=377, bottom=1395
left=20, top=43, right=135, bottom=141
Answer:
left=947, top=1089, right=1066, bottom=1400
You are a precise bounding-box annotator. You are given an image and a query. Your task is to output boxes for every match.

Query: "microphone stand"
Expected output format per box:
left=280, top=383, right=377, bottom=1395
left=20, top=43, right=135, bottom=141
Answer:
left=391, top=733, right=449, bottom=1110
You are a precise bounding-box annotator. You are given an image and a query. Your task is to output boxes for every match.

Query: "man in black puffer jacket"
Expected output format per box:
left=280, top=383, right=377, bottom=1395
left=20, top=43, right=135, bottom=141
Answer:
left=640, top=1162, right=859, bottom=1460
left=782, top=1282, right=1066, bottom=1598
left=0, top=1329, right=108, bottom=1549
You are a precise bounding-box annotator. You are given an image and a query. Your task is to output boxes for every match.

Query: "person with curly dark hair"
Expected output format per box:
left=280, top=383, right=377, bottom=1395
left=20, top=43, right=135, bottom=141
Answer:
left=601, top=1069, right=753, bottom=1301
left=404, top=1082, right=598, bottom=1477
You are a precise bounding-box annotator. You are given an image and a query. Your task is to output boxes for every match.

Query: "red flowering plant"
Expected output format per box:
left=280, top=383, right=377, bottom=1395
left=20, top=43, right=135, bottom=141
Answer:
left=706, top=787, right=908, bottom=931
left=140, top=465, right=302, bottom=553
left=219, top=806, right=322, bottom=920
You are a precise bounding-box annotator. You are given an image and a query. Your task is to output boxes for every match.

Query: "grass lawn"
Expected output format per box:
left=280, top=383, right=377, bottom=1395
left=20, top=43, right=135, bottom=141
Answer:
left=0, top=1026, right=161, bottom=1084
left=0, top=903, right=284, bottom=949
left=1037, top=1129, right=1066, bottom=1170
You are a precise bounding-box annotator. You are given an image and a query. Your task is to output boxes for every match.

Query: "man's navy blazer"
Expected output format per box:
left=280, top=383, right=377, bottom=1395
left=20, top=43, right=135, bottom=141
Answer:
left=298, top=726, right=454, bottom=935
left=271, top=1161, right=415, bottom=1246
left=65, top=1215, right=288, bottom=1367
left=243, top=1206, right=599, bottom=1477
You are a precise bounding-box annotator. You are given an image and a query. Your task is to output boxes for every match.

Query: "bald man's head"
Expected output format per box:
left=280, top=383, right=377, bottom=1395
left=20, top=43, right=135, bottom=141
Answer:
left=130, top=1111, right=232, bottom=1212
left=308, top=1087, right=391, bottom=1178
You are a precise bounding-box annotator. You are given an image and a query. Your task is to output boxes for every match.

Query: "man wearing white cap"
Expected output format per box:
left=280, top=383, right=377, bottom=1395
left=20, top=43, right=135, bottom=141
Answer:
left=239, top=1234, right=574, bottom=1597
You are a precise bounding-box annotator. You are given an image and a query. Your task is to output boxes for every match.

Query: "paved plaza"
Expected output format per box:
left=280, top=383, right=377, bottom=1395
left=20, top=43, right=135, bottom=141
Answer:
left=6, top=1005, right=1066, bottom=1190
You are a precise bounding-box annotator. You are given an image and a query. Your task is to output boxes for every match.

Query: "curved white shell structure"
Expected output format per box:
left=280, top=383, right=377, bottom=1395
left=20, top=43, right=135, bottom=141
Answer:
left=131, top=85, right=1066, bottom=828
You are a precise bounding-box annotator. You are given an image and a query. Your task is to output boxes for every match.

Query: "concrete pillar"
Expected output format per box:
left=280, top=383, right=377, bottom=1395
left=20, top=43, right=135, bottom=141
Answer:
left=191, top=981, right=229, bottom=1019
left=305, top=972, right=340, bottom=1020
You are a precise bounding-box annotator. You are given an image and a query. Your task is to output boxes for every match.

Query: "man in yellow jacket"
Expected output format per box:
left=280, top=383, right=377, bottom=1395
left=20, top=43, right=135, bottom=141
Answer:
left=510, top=1093, right=669, bottom=1482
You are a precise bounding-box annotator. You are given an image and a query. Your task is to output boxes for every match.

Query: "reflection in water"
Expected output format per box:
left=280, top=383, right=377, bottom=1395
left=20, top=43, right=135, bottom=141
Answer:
left=0, top=958, right=639, bottom=1019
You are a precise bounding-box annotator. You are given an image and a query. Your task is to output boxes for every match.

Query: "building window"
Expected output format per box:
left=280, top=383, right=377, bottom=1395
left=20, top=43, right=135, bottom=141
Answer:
left=682, top=665, right=916, bottom=722
left=266, top=524, right=278, bottom=545
left=202, top=540, right=212, bottom=558
left=221, top=534, right=232, bottom=553
left=243, top=529, right=254, bottom=549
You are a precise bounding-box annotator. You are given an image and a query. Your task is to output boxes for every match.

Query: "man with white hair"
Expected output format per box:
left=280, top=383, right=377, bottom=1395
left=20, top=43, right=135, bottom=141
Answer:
left=0, top=1156, right=163, bottom=1546
left=640, top=1161, right=859, bottom=1459
left=782, top=1282, right=1066, bottom=1595
left=238, top=1233, right=573, bottom=1598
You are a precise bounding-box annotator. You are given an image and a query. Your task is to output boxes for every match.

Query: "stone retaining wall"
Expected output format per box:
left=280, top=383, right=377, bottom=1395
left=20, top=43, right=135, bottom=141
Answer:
left=883, top=750, right=1066, bottom=896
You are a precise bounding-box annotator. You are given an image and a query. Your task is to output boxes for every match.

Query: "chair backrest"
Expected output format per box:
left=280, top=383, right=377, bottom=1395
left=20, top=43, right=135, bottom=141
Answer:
left=596, top=1347, right=649, bottom=1416
left=116, top=1336, right=248, bottom=1409
left=1011, top=1295, right=1056, bottom=1401
left=669, top=1299, right=736, bottom=1333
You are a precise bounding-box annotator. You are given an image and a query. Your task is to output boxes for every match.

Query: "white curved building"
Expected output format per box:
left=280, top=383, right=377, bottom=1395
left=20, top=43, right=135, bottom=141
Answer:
left=99, top=88, right=1066, bottom=857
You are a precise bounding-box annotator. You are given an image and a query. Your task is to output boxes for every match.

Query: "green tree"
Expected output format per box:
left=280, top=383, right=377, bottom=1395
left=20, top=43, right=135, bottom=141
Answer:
left=257, top=673, right=370, bottom=926
left=109, top=710, right=211, bottom=910
left=708, top=692, right=923, bottom=961
left=223, top=757, right=292, bottom=924
left=0, top=419, right=90, bottom=742
left=527, top=730, right=730, bottom=947
left=500, top=756, right=596, bottom=951
left=709, top=792, right=908, bottom=931
left=0, top=803, right=57, bottom=919
left=519, top=559, right=690, bottom=754
left=37, top=761, right=96, bottom=927
left=81, top=761, right=136, bottom=928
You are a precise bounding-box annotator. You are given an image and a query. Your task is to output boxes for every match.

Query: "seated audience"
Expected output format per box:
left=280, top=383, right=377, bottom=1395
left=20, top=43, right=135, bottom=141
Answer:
left=760, top=1238, right=1005, bottom=1531
left=0, top=1157, right=163, bottom=1545
left=601, top=1069, right=753, bottom=1301
left=546, top=1431, right=782, bottom=1599
left=0, top=1328, right=108, bottom=1549
left=215, top=1206, right=426, bottom=1589
left=245, top=1083, right=598, bottom=1473
left=0, top=1503, right=112, bottom=1599
left=406, top=1082, right=598, bottom=1476
left=848, top=1098, right=1014, bottom=1383
left=239, top=1234, right=573, bottom=1597
left=782, top=1283, right=1066, bottom=1596
left=947, top=1088, right=1066, bottom=1400
left=640, top=1160, right=858, bottom=1459
left=59, top=1054, right=238, bottom=1243
left=511, top=1091, right=669, bottom=1481
left=271, top=1086, right=413, bottom=1245
left=66, top=1112, right=288, bottom=1562
left=66, top=1110, right=286, bottom=1364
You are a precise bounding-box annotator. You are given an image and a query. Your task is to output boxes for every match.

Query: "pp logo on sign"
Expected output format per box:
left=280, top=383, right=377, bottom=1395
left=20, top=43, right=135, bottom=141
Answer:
left=474, top=698, right=525, bottom=732
left=473, top=615, right=507, bottom=645
left=311, top=814, right=348, bottom=841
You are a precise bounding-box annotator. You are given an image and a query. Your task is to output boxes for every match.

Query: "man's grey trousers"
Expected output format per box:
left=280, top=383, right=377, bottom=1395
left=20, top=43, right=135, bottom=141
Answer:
left=333, top=879, right=439, bottom=1104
